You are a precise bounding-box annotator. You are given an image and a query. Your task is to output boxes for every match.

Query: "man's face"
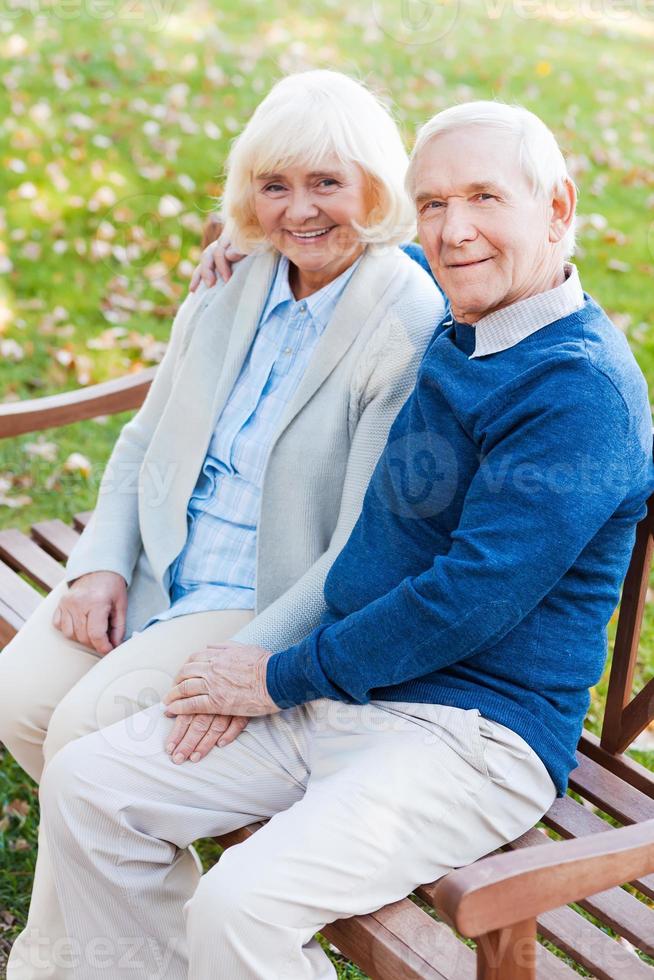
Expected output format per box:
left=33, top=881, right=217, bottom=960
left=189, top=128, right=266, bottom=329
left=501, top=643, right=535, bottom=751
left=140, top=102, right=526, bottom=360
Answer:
left=413, top=127, right=558, bottom=323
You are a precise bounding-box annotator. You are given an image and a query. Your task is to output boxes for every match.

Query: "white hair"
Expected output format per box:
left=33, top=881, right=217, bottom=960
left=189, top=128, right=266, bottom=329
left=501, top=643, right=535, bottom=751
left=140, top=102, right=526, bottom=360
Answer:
left=220, top=70, right=416, bottom=253
left=406, top=100, right=577, bottom=257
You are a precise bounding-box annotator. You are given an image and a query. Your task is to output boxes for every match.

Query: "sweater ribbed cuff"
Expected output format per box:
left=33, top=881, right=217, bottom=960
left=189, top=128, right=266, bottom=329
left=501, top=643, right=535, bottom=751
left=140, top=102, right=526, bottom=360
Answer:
left=266, top=642, right=324, bottom=709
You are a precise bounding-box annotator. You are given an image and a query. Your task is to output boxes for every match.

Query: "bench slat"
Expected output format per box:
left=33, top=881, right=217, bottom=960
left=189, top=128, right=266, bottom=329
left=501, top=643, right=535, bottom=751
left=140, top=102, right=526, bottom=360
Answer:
left=569, top=751, right=654, bottom=825
left=31, top=520, right=81, bottom=562
left=326, top=901, right=469, bottom=980
left=535, top=902, right=653, bottom=980
left=0, top=560, right=42, bottom=623
left=0, top=529, right=65, bottom=592
left=0, top=597, right=24, bottom=644
left=506, top=826, right=654, bottom=957
left=73, top=512, right=92, bottom=532
left=544, top=794, right=654, bottom=901
left=534, top=945, right=581, bottom=978
left=579, top=730, right=654, bottom=799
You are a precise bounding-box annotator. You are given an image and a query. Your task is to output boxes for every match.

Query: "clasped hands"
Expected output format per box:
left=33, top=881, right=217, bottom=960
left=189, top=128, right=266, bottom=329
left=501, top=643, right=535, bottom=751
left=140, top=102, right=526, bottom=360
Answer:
left=162, top=642, right=280, bottom=764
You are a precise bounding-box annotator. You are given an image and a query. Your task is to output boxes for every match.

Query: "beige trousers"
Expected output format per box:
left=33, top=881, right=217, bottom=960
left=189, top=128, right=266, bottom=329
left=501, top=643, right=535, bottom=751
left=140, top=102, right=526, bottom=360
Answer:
left=38, top=695, right=556, bottom=980
left=0, top=580, right=254, bottom=979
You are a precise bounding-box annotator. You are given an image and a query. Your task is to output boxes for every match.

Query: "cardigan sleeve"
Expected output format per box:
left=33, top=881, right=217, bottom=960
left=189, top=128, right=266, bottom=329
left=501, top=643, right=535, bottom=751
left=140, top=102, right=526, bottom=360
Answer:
left=65, top=282, right=215, bottom=587
left=229, top=296, right=444, bottom=653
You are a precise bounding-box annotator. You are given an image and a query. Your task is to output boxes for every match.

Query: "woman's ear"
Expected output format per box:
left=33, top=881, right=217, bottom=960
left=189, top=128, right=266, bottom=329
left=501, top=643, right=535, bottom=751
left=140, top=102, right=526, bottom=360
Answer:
left=549, top=177, right=577, bottom=245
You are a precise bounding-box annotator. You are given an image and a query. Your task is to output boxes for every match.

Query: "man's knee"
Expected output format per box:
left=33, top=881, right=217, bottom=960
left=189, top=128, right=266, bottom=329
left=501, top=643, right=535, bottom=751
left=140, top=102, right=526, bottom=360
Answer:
left=40, top=738, right=93, bottom=834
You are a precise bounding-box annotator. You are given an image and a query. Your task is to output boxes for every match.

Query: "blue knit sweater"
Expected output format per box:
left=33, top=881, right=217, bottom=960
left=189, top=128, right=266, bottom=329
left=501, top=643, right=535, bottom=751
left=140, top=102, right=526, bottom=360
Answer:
left=267, top=297, right=654, bottom=795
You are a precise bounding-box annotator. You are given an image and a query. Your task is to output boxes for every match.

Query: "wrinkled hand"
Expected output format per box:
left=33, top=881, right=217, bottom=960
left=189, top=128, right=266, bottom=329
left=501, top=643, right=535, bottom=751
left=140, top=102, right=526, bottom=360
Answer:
left=189, top=234, right=246, bottom=290
left=165, top=712, right=250, bottom=764
left=53, top=571, right=127, bottom=656
left=162, top=641, right=279, bottom=719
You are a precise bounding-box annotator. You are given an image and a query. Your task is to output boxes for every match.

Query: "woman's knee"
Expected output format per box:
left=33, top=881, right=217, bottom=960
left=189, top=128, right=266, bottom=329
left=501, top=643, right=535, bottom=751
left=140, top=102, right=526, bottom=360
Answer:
left=0, top=636, right=51, bottom=756
left=42, top=691, right=99, bottom=766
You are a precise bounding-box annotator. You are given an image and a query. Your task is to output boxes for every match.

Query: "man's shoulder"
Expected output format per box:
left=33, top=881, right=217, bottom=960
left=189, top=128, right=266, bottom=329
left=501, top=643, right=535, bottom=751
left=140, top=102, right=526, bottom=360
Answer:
left=565, top=295, right=649, bottom=412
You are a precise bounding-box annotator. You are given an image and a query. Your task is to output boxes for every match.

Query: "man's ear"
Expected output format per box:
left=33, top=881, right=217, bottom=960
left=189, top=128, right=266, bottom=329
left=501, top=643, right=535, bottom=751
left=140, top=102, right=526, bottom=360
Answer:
left=549, top=177, right=577, bottom=245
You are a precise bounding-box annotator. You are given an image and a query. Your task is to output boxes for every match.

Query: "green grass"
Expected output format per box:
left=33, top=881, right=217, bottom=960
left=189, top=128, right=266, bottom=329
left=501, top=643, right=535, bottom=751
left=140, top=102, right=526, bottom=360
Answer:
left=1, top=0, right=653, bottom=975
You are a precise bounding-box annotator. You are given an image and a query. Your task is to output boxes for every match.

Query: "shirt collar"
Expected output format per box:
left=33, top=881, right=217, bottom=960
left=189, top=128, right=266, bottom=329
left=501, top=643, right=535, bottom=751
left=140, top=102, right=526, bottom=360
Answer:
left=261, top=253, right=363, bottom=335
left=467, top=263, right=585, bottom=359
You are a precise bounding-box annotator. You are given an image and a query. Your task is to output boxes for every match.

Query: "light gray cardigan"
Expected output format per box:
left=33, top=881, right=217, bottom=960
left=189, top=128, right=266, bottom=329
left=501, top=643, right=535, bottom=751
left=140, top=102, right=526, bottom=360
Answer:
left=66, top=246, right=444, bottom=649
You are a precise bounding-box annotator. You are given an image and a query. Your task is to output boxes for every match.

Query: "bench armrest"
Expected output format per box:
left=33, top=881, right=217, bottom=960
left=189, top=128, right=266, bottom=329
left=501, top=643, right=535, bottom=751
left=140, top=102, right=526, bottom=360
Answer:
left=0, top=369, right=156, bottom=439
left=433, top=817, right=654, bottom=937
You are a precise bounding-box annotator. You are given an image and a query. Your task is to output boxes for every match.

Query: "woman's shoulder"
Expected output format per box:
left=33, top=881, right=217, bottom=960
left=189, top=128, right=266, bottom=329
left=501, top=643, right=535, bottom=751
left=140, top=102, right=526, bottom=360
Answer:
left=381, top=247, right=447, bottom=334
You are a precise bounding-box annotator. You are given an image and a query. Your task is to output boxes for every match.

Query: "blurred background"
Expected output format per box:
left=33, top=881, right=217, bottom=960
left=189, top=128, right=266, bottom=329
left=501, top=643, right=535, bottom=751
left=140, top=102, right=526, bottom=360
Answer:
left=0, top=0, right=652, bottom=973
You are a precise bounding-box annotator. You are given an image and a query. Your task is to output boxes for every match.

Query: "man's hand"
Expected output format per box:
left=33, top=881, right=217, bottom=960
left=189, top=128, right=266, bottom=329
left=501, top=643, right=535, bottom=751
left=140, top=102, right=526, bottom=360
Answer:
left=162, top=641, right=279, bottom=718
left=53, top=571, right=127, bottom=656
left=189, top=235, right=246, bottom=291
left=165, top=712, right=250, bottom=764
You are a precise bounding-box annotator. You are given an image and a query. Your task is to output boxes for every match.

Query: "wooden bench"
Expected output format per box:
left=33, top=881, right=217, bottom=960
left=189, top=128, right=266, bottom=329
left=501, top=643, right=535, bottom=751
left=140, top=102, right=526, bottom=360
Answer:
left=1, top=311, right=653, bottom=978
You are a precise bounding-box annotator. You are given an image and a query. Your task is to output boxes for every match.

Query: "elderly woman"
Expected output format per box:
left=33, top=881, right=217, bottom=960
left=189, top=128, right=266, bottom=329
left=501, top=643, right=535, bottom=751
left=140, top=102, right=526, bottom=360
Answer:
left=0, top=69, right=444, bottom=977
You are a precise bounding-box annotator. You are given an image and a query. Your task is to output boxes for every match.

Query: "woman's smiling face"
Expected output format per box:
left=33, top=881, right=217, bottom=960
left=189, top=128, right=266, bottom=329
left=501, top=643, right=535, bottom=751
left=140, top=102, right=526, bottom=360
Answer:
left=253, top=155, right=370, bottom=293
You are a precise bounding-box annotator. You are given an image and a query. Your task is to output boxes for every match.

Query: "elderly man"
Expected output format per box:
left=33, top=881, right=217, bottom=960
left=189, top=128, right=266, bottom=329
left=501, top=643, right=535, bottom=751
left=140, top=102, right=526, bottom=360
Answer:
left=40, top=102, right=653, bottom=980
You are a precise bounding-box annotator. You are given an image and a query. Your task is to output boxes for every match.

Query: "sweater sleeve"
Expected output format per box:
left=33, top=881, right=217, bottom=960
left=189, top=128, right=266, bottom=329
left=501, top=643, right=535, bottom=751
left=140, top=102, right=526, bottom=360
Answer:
left=229, top=302, right=441, bottom=653
left=266, top=367, right=634, bottom=707
left=65, top=281, right=216, bottom=587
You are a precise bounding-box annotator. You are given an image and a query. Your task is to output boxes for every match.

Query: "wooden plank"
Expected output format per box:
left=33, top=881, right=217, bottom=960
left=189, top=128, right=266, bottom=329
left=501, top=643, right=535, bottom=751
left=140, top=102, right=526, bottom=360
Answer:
left=536, top=903, right=652, bottom=980
left=544, top=794, right=654, bottom=901
left=618, top=678, right=654, bottom=755
left=0, top=597, right=22, bottom=645
left=73, top=512, right=93, bottom=532
left=602, top=502, right=653, bottom=754
left=534, top=944, right=580, bottom=979
left=578, top=731, right=654, bottom=800
left=31, top=520, right=81, bottom=562
left=324, top=901, right=470, bottom=980
left=505, top=827, right=654, bottom=956
left=0, top=559, right=42, bottom=623
left=0, top=369, right=155, bottom=439
left=0, top=529, right=64, bottom=592
left=568, top=751, right=654, bottom=825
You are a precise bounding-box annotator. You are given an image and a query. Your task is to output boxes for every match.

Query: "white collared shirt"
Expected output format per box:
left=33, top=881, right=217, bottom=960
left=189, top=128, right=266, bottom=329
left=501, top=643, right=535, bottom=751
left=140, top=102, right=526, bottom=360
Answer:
left=469, top=263, right=585, bottom=358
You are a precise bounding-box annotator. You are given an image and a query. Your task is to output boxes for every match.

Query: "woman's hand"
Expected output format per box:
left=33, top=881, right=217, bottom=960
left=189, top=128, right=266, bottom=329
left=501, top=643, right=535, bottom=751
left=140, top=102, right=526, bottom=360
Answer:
left=53, top=571, right=128, bottom=656
left=165, top=712, right=250, bottom=763
left=189, top=235, right=246, bottom=291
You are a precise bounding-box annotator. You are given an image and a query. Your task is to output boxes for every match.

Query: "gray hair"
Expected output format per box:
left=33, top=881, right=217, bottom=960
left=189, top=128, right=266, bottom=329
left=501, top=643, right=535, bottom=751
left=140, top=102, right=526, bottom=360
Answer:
left=406, top=101, right=576, bottom=257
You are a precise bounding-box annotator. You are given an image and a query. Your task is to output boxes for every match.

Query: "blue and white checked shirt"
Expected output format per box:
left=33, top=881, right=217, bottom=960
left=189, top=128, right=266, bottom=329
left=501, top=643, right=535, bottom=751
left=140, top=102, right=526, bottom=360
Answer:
left=147, top=253, right=362, bottom=625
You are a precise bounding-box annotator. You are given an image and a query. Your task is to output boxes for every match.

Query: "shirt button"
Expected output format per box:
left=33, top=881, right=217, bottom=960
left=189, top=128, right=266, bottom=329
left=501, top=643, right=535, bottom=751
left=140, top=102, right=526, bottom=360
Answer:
left=299, top=302, right=307, bottom=313
left=284, top=347, right=292, bottom=355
